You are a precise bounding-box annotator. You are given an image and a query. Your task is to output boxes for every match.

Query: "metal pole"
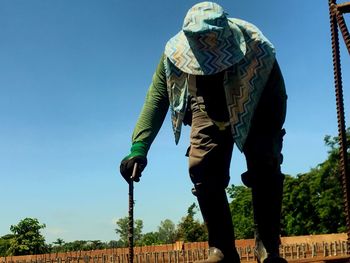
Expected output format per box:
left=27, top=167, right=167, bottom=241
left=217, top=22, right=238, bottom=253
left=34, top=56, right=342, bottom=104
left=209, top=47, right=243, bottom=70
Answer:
left=336, top=4, right=350, bottom=54
left=329, top=0, right=350, bottom=252
left=128, top=163, right=138, bottom=263
left=338, top=2, right=350, bottom=13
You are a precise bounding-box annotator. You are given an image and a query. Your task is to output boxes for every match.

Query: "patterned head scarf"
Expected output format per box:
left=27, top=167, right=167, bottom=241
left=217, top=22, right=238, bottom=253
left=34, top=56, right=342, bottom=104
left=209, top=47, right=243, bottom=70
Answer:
left=165, top=2, right=246, bottom=75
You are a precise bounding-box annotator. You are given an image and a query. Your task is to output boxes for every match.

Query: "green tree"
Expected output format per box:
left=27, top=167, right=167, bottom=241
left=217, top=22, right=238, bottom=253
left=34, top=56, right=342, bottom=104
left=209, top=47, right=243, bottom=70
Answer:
left=176, top=203, right=207, bottom=242
left=281, top=130, right=349, bottom=236
left=227, top=185, right=254, bottom=239
left=140, top=232, right=161, bottom=245
left=115, top=217, right=143, bottom=247
left=7, top=218, right=48, bottom=255
left=281, top=174, right=319, bottom=235
left=51, top=238, right=65, bottom=253
left=106, top=240, right=121, bottom=248
left=225, top=129, right=349, bottom=238
left=317, top=130, right=349, bottom=233
left=0, top=234, right=14, bottom=256
left=53, top=238, right=65, bottom=247
left=63, top=240, right=87, bottom=251
left=158, top=219, right=177, bottom=244
left=85, top=240, right=106, bottom=250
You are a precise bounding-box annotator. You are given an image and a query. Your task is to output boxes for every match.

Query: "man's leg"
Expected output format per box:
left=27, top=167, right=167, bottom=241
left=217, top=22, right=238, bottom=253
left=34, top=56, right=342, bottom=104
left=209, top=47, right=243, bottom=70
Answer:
left=188, top=98, right=239, bottom=263
left=242, top=130, right=286, bottom=263
left=242, top=61, right=288, bottom=263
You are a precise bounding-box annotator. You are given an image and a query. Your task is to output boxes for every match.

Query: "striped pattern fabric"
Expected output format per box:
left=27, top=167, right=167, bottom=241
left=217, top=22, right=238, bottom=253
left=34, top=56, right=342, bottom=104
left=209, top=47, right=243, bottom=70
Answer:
left=165, top=2, right=246, bottom=75
left=224, top=18, right=276, bottom=150
left=164, top=17, right=276, bottom=150
left=164, top=58, right=189, bottom=143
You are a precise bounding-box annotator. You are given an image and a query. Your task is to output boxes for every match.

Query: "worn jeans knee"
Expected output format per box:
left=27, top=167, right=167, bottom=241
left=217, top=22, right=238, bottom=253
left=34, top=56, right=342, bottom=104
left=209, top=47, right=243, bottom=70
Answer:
left=188, top=103, right=233, bottom=194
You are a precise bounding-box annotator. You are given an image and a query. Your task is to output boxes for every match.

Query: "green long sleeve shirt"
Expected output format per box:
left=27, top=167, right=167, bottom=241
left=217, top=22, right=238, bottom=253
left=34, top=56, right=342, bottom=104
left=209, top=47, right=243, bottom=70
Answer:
left=131, top=54, right=169, bottom=154
left=130, top=55, right=286, bottom=157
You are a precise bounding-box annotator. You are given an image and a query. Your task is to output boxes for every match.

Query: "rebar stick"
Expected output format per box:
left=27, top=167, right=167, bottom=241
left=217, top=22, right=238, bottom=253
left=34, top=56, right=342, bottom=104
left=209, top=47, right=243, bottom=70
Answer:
left=128, top=163, right=138, bottom=263
left=329, top=0, right=350, bottom=253
left=338, top=2, right=350, bottom=14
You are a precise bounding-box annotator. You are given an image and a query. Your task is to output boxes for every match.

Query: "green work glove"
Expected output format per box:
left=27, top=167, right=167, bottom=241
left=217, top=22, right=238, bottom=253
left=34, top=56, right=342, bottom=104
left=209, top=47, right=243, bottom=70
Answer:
left=120, top=142, right=148, bottom=183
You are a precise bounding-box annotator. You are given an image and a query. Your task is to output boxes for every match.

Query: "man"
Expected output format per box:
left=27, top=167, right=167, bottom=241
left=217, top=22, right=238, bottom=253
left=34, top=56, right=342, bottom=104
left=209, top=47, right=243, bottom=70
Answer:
left=120, top=2, right=287, bottom=263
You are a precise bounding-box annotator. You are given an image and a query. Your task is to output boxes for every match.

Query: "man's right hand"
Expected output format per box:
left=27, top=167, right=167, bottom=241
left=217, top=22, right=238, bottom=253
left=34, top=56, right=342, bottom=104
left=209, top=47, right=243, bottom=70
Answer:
left=120, top=155, right=147, bottom=183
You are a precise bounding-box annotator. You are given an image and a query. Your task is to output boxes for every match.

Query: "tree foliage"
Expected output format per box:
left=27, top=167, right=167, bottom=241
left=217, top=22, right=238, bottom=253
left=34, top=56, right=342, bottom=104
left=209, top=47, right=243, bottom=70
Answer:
left=157, top=219, right=177, bottom=244
left=140, top=232, right=161, bottom=245
left=227, top=185, right=254, bottom=239
left=176, top=203, right=207, bottom=242
left=7, top=218, right=48, bottom=255
left=227, top=129, right=349, bottom=239
left=114, top=205, right=207, bottom=246
left=281, top=130, right=349, bottom=236
left=0, top=234, right=14, bottom=256
left=115, top=217, right=143, bottom=247
left=50, top=239, right=108, bottom=252
left=1, top=130, right=348, bottom=255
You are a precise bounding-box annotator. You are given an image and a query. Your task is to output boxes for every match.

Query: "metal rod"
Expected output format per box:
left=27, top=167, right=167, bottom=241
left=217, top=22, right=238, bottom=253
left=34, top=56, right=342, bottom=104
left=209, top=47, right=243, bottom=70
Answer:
left=329, top=0, right=350, bottom=253
left=336, top=11, right=350, bottom=54
left=338, top=2, right=350, bottom=14
left=128, top=163, right=138, bottom=263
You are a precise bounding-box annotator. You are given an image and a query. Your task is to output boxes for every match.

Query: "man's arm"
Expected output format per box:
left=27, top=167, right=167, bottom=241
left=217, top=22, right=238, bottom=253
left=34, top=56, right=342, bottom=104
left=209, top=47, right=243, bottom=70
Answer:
left=120, top=54, right=169, bottom=182
left=131, top=53, right=169, bottom=156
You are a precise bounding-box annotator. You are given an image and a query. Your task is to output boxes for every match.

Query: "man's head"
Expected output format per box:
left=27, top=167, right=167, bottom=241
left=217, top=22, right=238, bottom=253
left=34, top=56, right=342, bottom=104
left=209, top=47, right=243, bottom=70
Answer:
left=164, top=2, right=246, bottom=75
left=182, top=2, right=229, bottom=37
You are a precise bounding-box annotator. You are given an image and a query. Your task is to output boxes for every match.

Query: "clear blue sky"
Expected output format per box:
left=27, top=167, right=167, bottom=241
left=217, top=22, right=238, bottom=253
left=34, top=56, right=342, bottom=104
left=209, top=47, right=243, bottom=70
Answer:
left=1, top=0, right=349, bottom=244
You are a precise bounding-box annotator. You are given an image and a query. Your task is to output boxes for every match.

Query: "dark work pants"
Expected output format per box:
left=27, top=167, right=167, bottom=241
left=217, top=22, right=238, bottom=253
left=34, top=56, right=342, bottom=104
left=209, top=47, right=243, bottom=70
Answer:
left=187, top=61, right=287, bottom=259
